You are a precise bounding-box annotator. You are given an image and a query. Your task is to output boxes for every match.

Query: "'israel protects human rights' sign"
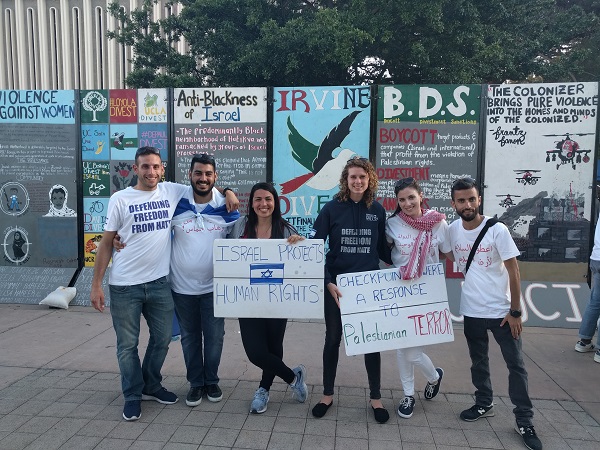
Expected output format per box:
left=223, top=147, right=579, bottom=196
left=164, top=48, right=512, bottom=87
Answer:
left=213, top=239, right=324, bottom=318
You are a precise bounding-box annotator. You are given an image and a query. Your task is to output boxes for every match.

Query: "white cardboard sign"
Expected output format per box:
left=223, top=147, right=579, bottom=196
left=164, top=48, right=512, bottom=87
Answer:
left=338, top=263, right=454, bottom=356
left=213, top=238, right=325, bottom=318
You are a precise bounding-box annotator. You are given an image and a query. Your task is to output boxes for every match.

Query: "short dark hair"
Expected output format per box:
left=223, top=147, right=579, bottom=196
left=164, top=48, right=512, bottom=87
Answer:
left=451, top=177, right=479, bottom=200
left=190, top=153, right=216, bottom=171
left=135, top=146, right=161, bottom=163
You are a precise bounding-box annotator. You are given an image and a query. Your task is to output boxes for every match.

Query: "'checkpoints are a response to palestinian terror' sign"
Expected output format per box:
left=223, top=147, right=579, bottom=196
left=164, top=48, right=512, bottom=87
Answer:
left=213, top=239, right=324, bottom=319
left=338, top=263, right=454, bottom=356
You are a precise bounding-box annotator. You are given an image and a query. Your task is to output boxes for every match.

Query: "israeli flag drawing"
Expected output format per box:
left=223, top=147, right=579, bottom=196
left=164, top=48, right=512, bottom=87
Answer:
left=250, top=263, right=284, bottom=285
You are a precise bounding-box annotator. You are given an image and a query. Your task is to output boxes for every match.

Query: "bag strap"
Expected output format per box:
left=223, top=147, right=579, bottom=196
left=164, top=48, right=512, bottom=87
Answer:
left=465, top=219, right=500, bottom=274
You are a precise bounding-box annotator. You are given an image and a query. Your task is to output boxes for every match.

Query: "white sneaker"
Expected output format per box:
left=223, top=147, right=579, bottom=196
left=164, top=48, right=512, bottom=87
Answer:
left=575, top=340, right=596, bottom=353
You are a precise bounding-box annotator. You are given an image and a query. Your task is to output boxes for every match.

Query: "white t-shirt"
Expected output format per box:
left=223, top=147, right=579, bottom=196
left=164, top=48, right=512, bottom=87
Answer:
left=448, top=217, right=520, bottom=318
left=104, top=182, right=188, bottom=285
left=170, top=187, right=241, bottom=295
left=385, top=213, right=451, bottom=268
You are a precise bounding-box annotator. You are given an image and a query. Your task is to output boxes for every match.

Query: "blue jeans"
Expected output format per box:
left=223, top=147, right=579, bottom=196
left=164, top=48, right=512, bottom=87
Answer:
left=463, top=316, right=533, bottom=426
left=579, top=258, right=600, bottom=345
left=109, top=277, right=173, bottom=401
left=172, top=291, right=225, bottom=388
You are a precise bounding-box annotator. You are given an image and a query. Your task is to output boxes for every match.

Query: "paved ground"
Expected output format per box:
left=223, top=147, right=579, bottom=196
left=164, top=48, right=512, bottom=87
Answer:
left=1, top=304, right=600, bottom=449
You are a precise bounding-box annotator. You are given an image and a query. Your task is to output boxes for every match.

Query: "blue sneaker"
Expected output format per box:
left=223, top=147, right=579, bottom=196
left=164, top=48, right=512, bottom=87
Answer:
left=122, top=400, right=141, bottom=421
left=142, top=387, right=178, bottom=405
left=250, top=387, right=269, bottom=414
left=290, top=365, right=307, bottom=403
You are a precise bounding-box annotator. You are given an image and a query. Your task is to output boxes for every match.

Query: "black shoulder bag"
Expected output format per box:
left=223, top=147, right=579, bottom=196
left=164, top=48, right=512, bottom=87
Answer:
left=465, top=219, right=500, bottom=274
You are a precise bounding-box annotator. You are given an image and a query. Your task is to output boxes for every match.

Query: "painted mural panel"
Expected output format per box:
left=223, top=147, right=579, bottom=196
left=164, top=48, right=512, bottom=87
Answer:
left=376, top=84, right=481, bottom=222
left=0, top=90, right=78, bottom=270
left=483, top=82, right=599, bottom=265
left=80, top=88, right=169, bottom=267
left=272, top=86, right=371, bottom=237
left=173, top=87, right=268, bottom=214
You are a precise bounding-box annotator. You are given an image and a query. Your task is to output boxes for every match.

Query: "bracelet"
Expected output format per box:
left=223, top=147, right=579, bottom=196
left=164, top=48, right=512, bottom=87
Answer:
left=222, top=187, right=233, bottom=195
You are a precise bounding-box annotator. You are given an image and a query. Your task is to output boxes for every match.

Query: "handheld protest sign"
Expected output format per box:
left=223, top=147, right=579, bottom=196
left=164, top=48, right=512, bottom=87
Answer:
left=213, top=238, right=324, bottom=318
left=338, top=263, right=454, bottom=356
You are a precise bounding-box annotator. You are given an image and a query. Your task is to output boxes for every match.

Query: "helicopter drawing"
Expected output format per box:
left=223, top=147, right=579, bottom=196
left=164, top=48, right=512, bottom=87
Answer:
left=544, top=132, right=593, bottom=170
left=514, top=169, right=541, bottom=185
left=497, top=194, right=521, bottom=208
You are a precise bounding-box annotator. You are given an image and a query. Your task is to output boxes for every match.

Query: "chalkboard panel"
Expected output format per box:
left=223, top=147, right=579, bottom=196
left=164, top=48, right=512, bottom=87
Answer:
left=72, top=266, right=110, bottom=307
left=173, top=87, right=268, bottom=215
left=0, top=266, right=76, bottom=304
left=0, top=90, right=79, bottom=269
left=376, top=84, right=481, bottom=222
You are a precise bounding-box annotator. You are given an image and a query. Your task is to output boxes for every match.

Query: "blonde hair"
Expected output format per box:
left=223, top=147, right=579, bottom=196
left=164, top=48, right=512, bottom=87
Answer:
left=335, top=156, right=378, bottom=208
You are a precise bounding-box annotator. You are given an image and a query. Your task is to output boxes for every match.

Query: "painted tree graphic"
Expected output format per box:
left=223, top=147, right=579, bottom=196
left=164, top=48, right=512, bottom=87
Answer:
left=82, top=91, right=107, bottom=122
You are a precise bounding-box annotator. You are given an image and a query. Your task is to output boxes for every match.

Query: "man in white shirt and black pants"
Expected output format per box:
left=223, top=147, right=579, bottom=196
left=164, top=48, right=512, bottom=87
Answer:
left=448, top=177, right=542, bottom=450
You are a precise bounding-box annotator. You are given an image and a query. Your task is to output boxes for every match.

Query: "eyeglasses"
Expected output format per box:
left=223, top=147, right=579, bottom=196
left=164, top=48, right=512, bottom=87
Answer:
left=394, top=177, right=416, bottom=190
left=451, top=177, right=477, bottom=190
left=194, top=153, right=216, bottom=165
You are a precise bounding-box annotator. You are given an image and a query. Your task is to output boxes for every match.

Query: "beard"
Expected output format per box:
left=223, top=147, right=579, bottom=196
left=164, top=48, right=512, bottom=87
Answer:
left=191, top=181, right=213, bottom=198
left=457, top=208, right=478, bottom=222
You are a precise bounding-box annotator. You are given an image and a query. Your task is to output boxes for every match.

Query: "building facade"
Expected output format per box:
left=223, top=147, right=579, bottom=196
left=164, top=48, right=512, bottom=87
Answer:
left=0, top=0, right=184, bottom=90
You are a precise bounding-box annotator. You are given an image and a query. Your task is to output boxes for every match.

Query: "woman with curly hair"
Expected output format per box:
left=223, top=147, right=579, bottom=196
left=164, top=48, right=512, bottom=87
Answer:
left=309, top=156, right=392, bottom=423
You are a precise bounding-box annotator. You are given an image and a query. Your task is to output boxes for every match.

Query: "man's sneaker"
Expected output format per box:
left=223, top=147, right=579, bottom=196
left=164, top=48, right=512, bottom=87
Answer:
left=122, top=400, right=141, bottom=421
left=186, top=386, right=203, bottom=407
left=205, top=384, right=223, bottom=402
left=290, top=365, right=308, bottom=403
left=250, top=387, right=269, bottom=414
left=424, top=367, right=444, bottom=400
left=460, top=404, right=494, bottom=421
left=142, top=387, right=179, bottom=405
left=515, top=422, right=542, bottom=450
left=575, top=340, right=595, bottom=352
left=397, top=395, right=415, bottom=418
left=595, top=350, right=600, bottom=363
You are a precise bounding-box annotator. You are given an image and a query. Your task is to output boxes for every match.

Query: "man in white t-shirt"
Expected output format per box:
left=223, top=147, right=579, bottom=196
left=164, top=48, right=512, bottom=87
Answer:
left=448, top=178, right=542, bottom=450
left=169, top=153, right=241, bottom=407
left=91, top=147, right=237, bottom=423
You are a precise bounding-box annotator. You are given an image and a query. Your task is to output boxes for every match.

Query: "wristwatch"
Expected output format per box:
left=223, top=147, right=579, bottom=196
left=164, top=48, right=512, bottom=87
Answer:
left=509, top=309, right=522, bottom=318
left=222, top=187, right=233, bottom=195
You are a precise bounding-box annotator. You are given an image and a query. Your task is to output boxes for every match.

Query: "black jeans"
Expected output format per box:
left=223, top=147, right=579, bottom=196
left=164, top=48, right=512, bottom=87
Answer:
left=322, top=286, right=382, bottom=399
left=463, top=316, right=533, bottom=426
left=238, top=317, right=295, bottom=390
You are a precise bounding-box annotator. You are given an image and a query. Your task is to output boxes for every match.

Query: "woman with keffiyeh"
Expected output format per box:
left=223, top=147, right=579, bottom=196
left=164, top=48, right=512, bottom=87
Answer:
left=385, top=177, right=452, bottom=419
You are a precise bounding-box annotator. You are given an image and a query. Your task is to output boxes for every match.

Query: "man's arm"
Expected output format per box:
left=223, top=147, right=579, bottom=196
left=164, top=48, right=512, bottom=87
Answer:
left=215, top=187, right=239, bottom=212
left=90, top=230, right=117, bottom=312
left=501, top=256, right=522, bottom=338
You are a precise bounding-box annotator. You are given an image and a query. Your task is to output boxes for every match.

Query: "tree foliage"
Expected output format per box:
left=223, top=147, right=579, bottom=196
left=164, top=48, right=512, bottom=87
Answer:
left=107, top=0, right=599, bottom=87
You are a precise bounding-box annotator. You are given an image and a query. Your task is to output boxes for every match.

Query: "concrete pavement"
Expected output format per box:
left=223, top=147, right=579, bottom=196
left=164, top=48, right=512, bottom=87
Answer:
left=1, top=303, right=599, bottom=449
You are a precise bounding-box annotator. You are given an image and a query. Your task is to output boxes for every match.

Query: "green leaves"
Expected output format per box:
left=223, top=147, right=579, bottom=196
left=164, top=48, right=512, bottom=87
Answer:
left=107, top=0, right=599, bottom=87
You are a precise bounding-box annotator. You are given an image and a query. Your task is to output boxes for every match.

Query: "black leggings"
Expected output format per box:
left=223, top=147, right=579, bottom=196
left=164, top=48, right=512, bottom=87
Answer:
left=239, top=317, right=295, bottom=390
left=322, top=286, right=382, bottom=399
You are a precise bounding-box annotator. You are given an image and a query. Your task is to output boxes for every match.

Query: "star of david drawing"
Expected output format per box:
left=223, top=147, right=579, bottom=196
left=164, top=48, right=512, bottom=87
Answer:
left=261, top=269, right=274, bottom=278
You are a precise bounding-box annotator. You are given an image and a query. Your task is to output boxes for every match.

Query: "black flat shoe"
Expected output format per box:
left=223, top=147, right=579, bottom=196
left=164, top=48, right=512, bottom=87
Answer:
left=372, top=406, right=390, bottom=423
left=312, top=401, right=333, bottom=418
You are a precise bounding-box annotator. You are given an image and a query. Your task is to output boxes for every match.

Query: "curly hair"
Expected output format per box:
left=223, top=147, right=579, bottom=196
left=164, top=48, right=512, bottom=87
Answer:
left=335, top=156, right=378, bottom=208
